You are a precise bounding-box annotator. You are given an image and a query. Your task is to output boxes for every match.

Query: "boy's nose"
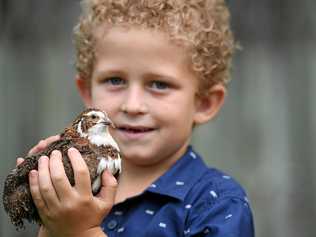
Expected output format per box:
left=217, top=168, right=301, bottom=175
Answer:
left=120, top=87, right=148, bottom=115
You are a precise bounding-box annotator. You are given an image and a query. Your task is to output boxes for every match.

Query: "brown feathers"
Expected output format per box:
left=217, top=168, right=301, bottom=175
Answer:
left=2, top=108, right=121, bottom=230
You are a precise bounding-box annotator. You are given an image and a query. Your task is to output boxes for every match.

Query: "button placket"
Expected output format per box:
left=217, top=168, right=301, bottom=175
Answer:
left=105, top=207, right=126, bottom=233
left=107, top=219, right=118, bottom=230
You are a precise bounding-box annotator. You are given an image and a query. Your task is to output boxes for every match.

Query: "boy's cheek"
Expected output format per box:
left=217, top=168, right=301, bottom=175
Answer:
left=90, top=93, right=119, bottom=113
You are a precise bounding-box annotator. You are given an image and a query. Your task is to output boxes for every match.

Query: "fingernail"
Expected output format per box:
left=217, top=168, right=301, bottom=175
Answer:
left=52, top=150, right=60, bottom=156
left=39, top=156, right=47, bottom=164
left=68, top=147, right=76, bottom=153
left=40, top=155, right=48, bottom=159
left=29, top=170, right=37, bottom=177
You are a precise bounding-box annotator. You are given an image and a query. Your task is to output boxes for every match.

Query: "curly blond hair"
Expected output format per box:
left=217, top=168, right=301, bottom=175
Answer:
left=73, top=0, right=235, bottom=93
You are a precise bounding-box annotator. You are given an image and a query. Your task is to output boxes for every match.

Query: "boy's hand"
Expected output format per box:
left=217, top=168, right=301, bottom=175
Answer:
left=16, top=134, right=60, bottom=167
left=29, top=147, right=116, bottom=237
left=16, top=135, right=60, bottom=237
left=16, top=157, right=25, bottom=166
left=28, top=135, right=60, bottom=155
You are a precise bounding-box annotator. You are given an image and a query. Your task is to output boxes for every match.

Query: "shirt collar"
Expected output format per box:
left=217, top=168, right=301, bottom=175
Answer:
left=145, top=146, right=208, bottom=201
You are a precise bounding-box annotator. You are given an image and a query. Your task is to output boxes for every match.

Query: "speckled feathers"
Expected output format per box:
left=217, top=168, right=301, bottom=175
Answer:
left=2, top=108, right=121, bottom=230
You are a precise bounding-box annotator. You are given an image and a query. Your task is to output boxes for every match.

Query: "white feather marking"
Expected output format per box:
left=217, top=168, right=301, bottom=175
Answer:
left=92, top=176, right=101, bottom=194
left=77, top=120, right=88, bottom=138
left=92, top=157, right=121, bottom=194
left=97, top=157, right=109, bottom=174
left=92, top=158, right=108, bottom=194
left=87, top=124, right=120, bottom=150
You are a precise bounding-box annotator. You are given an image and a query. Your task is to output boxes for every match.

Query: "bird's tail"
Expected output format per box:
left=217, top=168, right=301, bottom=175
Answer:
left=2, top=155, right=41, bottom=230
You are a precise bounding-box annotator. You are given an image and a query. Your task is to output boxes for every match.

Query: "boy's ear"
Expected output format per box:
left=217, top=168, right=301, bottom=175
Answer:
left=194, top=84, right=226, bottom=125
left=75, top=75, right=93, bottom=107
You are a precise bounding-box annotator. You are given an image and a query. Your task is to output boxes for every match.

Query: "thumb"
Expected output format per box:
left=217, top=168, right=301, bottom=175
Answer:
left=96, top=169, right=118, bottom=207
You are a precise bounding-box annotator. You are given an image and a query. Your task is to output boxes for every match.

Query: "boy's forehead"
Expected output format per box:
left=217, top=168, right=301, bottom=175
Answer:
left=91, top=25, right=199, bottom=86
left=94, top=24, right=156, bottom=41
left=93, top=25, right=191, bottom=62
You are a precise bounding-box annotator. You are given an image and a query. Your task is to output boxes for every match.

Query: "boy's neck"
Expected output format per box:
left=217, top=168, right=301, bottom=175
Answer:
left=114, top=144, right=189, bottom=204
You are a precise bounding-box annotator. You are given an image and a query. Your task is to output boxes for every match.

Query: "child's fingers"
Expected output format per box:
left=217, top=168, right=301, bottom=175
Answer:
left=28, top=140, right=46, bottom=155
left=28, top=135, right=60, bottom=156
left=67, top=148, right=91, bottom=195
left=49, top=150, right=72, bottom=200
left=45, top=134, right=60, bottom=145
left=96, top=169, right=118, bottom=208
left=16, top=157, right=24, bottom=166
left=29, top=170, right=49, bottom=216
left=37, top=156, right=60, bottom=208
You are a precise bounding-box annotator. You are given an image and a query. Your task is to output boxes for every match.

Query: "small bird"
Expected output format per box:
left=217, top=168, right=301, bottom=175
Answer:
left=2, top=108, right=121, bottom=230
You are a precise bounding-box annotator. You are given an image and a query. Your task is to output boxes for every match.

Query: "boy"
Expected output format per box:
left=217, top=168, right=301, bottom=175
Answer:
left=25, top=0, right=255, bottom=236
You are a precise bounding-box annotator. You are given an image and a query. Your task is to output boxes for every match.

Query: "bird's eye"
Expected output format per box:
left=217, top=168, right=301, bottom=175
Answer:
left=91, top=115, right=97, bottom=119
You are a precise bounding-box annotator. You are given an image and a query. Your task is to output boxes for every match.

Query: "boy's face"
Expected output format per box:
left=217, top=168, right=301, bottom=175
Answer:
left=77, top=26, right=225, bottom=167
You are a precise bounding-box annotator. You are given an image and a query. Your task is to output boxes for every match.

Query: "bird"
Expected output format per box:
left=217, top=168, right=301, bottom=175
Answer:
left=2, top=108, right=121, bottom=230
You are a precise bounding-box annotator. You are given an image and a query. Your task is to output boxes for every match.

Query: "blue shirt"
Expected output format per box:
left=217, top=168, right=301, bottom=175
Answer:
left=101, top=146, right=255, bottom=237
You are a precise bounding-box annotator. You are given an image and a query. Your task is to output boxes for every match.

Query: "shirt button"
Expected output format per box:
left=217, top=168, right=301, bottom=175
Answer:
left=107, top=220, right=118, bottom=230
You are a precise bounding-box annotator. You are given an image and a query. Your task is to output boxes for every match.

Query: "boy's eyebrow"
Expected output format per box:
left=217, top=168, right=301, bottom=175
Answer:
left=94, top=68, right=178, bottom=81
left=94, top=68, right=126, bottom=77
left=143, top=72, right=178, bottom=81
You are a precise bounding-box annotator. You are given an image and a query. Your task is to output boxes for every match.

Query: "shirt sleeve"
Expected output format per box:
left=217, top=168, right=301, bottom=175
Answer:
left=187, top=197, right=255, bottom=237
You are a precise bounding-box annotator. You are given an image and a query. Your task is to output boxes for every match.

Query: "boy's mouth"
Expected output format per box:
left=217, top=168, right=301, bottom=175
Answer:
left=117, top=125, right=155, bottom=133
left=116, top=125, right=156, bottom=140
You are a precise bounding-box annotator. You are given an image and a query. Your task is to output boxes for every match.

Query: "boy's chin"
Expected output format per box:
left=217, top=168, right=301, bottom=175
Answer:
left=121, top=150, right=149, bottom=162
left=120, top=148, right=160, bottom=166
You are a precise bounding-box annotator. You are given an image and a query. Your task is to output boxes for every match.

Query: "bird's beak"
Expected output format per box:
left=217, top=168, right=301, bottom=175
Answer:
left=102, top=118, right=116, bottom=128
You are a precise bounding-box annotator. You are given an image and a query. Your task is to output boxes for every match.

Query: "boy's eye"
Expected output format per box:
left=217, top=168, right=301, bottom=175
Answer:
left=149, top=81, right=169, bottom=90
left=103, top=77, right=125, bottom=86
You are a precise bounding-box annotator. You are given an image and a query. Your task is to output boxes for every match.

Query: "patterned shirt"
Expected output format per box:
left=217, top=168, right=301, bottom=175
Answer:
left=101, top=146, right=255, bottom=237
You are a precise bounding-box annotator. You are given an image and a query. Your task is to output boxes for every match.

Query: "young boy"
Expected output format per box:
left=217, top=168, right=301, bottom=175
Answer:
left=25, top=0, right=254, bottom=236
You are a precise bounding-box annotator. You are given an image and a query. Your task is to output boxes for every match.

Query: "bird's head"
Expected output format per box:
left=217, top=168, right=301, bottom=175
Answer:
left=75, top=108, right=114, bottom=138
